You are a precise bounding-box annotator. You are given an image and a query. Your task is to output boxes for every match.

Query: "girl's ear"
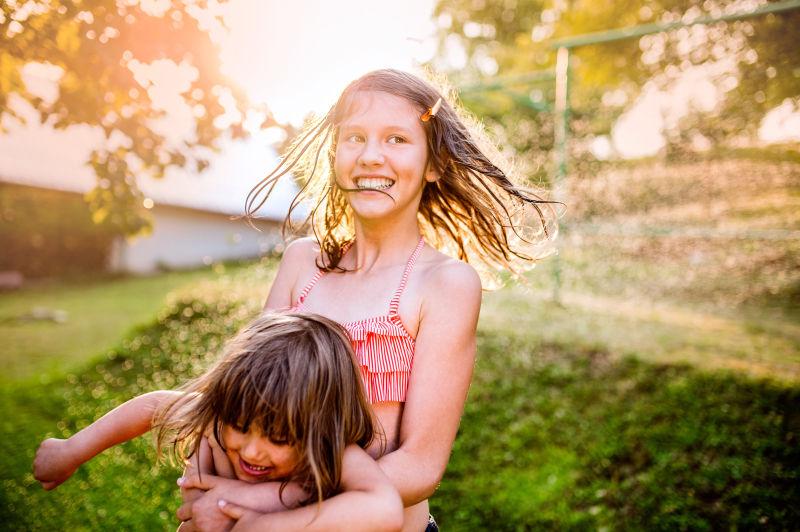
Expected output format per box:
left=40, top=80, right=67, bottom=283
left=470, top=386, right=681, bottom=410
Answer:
left=424, top=164, right=441, bottom=183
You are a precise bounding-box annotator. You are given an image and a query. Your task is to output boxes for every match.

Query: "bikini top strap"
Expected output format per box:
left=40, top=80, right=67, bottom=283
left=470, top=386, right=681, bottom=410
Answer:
left=389, top=237, right=425, bottom=315
left=295, top=270, right=324, bottom=306
left=294, top=240, right=355, bottom=307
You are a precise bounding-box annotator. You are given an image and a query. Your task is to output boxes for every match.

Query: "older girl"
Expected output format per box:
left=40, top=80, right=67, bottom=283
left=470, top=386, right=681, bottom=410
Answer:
left=181, top=69, right=557, bottom=531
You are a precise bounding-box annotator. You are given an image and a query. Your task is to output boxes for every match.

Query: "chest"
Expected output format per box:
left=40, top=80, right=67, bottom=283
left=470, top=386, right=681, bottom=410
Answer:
left=294, top=266, right=424, bottom=337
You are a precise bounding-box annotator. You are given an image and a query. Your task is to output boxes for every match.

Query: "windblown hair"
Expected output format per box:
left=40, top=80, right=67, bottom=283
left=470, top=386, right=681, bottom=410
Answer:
left=246, top=68, right=559, bottom=286
left=153, top=312, right=378, bottom=505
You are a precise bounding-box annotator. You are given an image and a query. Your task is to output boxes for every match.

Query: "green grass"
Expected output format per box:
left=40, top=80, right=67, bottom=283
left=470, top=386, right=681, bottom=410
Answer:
left=0, top=263, right=254, bottom=384
left=433, top=333, right=800, bottom=530
left=2, top=284, right=797, bottom=530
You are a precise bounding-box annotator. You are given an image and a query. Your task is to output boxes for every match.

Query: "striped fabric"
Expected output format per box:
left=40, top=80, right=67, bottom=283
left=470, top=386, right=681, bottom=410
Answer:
left=292, top=238, right=425, bottom=404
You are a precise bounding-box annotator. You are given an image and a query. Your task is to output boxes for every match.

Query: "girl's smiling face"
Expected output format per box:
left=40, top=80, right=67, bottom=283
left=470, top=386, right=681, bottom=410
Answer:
left=335, top=90, right=438, bottom=220
left=221, top=424, right=299, bottom=483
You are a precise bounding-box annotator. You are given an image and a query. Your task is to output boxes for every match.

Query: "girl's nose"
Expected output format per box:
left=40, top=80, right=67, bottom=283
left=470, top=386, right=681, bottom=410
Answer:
left=240, top=436, right=268, bottom=463
left=358, top=139, right=384, bottom=166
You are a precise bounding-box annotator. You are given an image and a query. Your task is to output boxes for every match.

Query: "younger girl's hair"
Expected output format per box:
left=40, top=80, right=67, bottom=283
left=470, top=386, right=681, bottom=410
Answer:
left=245, top=68, right=559, bottom=286
left=153, top=312, right=377, bottom=505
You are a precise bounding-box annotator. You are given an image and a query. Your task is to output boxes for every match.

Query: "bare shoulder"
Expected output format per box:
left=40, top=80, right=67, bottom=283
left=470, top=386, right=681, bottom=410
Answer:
left=342, top=443, right=371, bottom=464
left=264, top=237, right=320, bottom=310
left=341, top=444, right=383, bottom=480
left=281, top=236, right=320, bottom=267
left=422, top=250, right=482, bottom=300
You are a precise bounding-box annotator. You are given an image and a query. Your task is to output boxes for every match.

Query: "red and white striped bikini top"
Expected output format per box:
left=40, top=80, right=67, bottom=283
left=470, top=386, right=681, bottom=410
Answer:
left=292, top=237, right=425, bottom=404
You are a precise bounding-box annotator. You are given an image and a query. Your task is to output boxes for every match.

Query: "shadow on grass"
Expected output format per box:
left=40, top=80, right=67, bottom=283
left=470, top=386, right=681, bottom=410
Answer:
left=2, top=300, right=798, bottom=530
left=432, top=331, right=800, bottom=531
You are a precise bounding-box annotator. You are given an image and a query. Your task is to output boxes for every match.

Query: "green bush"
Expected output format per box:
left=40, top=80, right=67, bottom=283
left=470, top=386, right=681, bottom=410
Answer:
left=0, top=183, right=118, bottom=278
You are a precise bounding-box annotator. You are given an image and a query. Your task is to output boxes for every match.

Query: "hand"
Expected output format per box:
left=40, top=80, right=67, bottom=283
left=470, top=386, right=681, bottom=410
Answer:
left=176, top=474, right=242, bottom=532
left=218, top=500, right=267, bottom=532
left=33, top=438, right=81, bottom=490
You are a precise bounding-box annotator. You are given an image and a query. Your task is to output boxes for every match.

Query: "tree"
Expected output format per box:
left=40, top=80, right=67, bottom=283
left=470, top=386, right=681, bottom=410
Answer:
left=0, top=0, right=279, bottom=234
left=432, top=0, right=799, bottom=166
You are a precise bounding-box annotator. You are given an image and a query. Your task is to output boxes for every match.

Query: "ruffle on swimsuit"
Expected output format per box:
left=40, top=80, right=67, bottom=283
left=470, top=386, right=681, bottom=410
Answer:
left=292, top=238, right=425, bottom=404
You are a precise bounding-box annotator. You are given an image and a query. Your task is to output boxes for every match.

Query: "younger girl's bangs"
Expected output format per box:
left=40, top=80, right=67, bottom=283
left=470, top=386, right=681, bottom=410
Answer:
left=210, top=350, right=300, bottom=447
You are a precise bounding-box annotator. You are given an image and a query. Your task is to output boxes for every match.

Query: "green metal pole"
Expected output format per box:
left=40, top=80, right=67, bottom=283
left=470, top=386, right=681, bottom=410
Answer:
left=551, top=46, right=570, bottom=304
left=550, top=0, right=800, bottom=49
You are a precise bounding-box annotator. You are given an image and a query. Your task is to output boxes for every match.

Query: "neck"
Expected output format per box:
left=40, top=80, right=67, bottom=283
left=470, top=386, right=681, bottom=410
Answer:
left=349, top=219, right=421, bottom=271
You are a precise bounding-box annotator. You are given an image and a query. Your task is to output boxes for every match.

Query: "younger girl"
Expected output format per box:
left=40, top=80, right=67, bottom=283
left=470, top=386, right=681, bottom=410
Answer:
left=182, top=69, right=558, bottom=531
left=33, top=312, right=403, bottom=531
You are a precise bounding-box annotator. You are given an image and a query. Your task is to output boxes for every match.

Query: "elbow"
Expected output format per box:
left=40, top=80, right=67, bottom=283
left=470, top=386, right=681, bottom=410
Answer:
left=380, top=487, right=404, bottom=532
left=400, top=463, right=445, bottom=505
left=418, top=467, right=445, bottom=501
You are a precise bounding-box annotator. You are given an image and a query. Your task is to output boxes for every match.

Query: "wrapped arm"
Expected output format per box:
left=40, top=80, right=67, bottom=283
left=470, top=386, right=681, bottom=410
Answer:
left=33, top=390, right=182, bottom=490
left=214, top=445, right=403, bottom=531
left=375, top=261, right=481, bottom=505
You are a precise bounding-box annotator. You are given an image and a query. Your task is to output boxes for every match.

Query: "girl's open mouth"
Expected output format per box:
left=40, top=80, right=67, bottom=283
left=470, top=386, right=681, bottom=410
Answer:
left=239, top=457, right=274, bottom=477
left=355, top=176, right=394, bottom=190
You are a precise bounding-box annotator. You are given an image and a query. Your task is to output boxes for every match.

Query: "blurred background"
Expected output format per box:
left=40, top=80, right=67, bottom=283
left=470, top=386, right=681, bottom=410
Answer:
left=1, top=0, right=798, bottom=529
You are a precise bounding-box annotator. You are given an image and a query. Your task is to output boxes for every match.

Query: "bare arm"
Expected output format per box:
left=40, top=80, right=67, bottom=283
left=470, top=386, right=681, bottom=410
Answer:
left=263, top=237, right=318, bottom=311
left=377, top=261, right=482, bottom=505
left=33, top=390, right=182, bottom=490
left=216, top=445, right=403, bottom=532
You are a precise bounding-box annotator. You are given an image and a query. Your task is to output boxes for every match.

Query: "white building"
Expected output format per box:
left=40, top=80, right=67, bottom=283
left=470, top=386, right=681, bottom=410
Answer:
left=0, top=123, right=301, bottom=274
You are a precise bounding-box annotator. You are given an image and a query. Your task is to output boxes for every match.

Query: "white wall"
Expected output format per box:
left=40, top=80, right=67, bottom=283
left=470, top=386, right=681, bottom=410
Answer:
left=110, top=205, right=281, bottom=274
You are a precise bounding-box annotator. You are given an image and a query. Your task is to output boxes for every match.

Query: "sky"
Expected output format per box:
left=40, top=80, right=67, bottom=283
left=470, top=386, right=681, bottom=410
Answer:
left=215, top=0, right=438, bottom=124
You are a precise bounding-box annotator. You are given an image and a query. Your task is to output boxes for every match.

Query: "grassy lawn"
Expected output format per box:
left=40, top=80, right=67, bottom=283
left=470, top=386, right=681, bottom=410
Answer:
left=0, top=263, right=257, bottom=384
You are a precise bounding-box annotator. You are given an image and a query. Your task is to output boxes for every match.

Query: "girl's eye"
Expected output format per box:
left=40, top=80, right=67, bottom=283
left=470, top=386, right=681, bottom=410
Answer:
left=345, top=133, right=364, bottom=143
left=388, top=135, right=406, bottom=144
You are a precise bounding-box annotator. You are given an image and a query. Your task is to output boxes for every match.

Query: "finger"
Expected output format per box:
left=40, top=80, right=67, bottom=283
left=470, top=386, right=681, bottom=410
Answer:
left=217, top=500, right=246, bottom=520
left=176, top=502, right=193, bottom=522
left=176, top=520, right=197, bottom=532
left=177, top=474, right=218, bottom=491
left=41, top=480, right=59, bottom=491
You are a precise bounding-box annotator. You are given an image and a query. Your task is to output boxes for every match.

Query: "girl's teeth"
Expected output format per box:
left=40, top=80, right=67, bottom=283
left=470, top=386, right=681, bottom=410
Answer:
left=241, top=459, right=270, bottom=472
left=357, top=178, right=393, bottom=190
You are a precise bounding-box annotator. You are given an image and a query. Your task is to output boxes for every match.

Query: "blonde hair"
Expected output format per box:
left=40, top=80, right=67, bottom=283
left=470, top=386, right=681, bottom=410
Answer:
left=153, top=312, right=378, bottom=505
left=246, top=69, right=559, bottom=287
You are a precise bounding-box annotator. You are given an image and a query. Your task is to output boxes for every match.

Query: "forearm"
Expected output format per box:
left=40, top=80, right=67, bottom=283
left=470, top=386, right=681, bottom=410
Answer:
left=69, top=390, right=181, bottom=463
left=240, top=486, right=402, bottom=532
left=232, top=481, right=307, bottom=512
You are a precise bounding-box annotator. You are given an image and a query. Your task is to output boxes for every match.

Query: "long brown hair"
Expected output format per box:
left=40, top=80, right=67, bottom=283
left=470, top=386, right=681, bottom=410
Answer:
left=153, top=312, right=378, bottom=505
left=246, top=69, right=559, bottom=286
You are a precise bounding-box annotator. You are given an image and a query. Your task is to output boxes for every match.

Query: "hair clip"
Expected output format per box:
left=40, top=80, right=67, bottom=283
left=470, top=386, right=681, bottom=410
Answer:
left=420, top=97, right=443, bottom=122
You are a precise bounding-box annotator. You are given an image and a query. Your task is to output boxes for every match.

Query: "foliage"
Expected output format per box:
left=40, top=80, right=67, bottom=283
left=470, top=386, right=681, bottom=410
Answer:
left=0, top=0, right=281, bottom=234
left=432, top=0, right=800, bottom=161
left=0, top=183, right=116, bottom=277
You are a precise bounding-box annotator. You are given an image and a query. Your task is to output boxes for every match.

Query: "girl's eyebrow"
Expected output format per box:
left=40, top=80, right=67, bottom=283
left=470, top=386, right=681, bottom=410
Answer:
left=340, top=124, right=416, bottom=135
